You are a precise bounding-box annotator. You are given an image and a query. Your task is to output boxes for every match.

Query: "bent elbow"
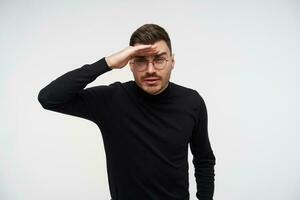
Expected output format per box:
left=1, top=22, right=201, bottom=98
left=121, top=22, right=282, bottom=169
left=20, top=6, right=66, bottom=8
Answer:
left=37, top=89, right=52, bottom=109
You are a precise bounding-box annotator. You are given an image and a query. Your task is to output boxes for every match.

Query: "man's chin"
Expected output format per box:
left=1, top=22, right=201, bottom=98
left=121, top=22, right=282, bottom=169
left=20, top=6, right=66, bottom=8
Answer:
left=142, top=85, right=162, bottom=95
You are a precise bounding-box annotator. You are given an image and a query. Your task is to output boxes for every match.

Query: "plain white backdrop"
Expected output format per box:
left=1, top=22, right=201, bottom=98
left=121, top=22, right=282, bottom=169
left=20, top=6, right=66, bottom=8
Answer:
left=1, top=0, right=300, bottom=199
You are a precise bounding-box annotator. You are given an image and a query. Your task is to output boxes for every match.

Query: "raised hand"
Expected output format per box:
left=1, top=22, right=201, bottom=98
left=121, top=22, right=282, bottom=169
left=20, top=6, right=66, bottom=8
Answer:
left=105, top=44, right=158, bottom=69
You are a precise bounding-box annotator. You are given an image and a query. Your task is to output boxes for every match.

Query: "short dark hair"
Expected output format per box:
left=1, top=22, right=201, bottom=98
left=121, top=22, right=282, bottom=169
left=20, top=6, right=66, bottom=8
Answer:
left=129, top=24, right=172, bottom=54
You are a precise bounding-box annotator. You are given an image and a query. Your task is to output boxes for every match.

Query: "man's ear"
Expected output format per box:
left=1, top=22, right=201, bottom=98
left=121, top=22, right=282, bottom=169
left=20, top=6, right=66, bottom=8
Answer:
left=171, top=53, right=175, bottom=69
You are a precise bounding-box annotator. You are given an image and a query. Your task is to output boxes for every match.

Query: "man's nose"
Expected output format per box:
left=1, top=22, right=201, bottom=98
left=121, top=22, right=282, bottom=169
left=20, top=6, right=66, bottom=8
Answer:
left=146, top=62, right=156, bottom=73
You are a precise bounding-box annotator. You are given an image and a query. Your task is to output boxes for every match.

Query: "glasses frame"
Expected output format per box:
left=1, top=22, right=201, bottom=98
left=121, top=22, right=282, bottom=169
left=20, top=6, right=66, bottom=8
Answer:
left=130, top=57, right=169, bottom=72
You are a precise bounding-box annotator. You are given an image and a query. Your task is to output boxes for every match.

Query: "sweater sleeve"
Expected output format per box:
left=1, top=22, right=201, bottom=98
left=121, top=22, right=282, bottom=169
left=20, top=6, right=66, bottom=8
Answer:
left=37, top=57, right=112, bottom=123
left=190, top=91, right=216, bottom=200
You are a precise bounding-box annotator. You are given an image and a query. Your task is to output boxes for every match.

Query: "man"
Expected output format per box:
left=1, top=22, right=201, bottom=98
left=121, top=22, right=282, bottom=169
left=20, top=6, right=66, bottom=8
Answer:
left=38, top=24, right=216, bottom=200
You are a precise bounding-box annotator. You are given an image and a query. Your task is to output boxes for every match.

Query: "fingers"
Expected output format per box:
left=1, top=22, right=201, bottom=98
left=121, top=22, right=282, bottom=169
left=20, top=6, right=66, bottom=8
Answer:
left=133, top=44, right=158, bottom=56
left=134, top=44, right=153, bottom=51
left=137, top=48, right=158, bottom=56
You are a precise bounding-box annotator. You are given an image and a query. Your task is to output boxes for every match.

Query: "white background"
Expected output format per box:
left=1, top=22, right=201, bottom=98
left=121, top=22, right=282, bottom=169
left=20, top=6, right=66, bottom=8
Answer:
left=1, top=0, right=300, bottom=199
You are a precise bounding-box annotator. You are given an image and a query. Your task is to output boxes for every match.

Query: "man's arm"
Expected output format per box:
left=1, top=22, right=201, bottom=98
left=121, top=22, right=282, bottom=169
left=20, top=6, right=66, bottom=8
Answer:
left=37, top=57, right=113, bottom=122
left=37, top=45, right=158, bottom=121
left=190, top=92, right=216, bottom=200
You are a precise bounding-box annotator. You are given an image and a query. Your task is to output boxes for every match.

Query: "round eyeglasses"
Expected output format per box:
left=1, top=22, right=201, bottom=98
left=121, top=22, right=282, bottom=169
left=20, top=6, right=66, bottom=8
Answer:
left=130, top=57, right=169, bottom=72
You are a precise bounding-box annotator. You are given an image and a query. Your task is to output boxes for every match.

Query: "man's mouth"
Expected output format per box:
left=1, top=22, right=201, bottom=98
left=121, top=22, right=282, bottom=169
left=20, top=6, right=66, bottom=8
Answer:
left=144, top=77, right=160, bottom=84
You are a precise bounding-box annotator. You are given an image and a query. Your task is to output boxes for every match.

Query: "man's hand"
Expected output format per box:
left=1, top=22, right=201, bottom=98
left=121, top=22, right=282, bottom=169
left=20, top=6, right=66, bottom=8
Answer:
left=105, top=44, right=158, bottom=69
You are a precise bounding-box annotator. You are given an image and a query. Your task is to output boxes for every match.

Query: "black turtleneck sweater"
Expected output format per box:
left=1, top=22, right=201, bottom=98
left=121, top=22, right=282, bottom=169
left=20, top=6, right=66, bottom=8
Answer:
left=37, top=57, right=216, bottom=200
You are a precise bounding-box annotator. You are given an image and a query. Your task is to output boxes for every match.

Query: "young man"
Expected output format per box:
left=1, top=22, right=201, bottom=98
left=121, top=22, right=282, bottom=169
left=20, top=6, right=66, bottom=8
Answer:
left=38, top=24, right=216, bottom=200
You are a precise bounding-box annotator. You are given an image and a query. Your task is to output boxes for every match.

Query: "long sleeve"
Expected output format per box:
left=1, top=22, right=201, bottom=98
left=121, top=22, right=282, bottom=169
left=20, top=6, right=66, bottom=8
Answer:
left=190, top=92, right=216, bottom=200
left=38, top=57, right=112, bottom=123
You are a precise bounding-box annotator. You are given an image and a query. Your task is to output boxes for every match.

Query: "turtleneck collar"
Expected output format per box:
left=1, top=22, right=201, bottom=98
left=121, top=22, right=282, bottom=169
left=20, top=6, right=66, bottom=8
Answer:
left=131, top=80, right=172, bottom=101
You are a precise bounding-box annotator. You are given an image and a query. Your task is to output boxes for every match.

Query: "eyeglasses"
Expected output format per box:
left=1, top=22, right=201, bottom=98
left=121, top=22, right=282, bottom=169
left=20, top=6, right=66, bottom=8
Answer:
left=130, top=57, right=169, bottom=72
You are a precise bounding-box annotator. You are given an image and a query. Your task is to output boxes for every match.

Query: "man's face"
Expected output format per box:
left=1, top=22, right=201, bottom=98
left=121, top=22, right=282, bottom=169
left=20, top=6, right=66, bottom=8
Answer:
left=129, top=40, right=175, bottom=95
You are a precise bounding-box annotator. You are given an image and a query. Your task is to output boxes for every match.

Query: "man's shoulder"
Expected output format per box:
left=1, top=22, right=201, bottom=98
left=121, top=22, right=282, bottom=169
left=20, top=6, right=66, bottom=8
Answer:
left=83, top=81, right=124, bottom=96
left=170, top=82, right=205, bottom=105
left=170, top=82, right=200, bottom=96
left=85, top=80, right=134, bottom=94
left=88, top=81, right=128, bottom=89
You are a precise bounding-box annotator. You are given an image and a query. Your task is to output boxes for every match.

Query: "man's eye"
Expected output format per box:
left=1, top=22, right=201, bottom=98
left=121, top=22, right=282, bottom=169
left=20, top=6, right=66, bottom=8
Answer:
left=135, top=59, right=147, bottom=62
left=156, top=56, right=166, bottom=60
left=154, top=57, right=165, bottom=62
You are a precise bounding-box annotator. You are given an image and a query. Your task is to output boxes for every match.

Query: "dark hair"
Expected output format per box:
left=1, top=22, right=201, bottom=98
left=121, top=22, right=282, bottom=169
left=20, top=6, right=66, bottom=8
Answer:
left=129, top=24, right=172, bottom=54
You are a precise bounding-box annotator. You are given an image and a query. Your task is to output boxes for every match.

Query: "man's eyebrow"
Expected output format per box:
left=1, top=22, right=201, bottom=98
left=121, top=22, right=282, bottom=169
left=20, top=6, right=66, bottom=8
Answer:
left=156, top=52, right=167, bottom=56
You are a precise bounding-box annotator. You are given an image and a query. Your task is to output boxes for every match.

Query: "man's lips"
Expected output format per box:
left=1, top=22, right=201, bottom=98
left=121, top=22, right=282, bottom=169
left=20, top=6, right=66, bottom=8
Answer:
left=143, top=77, right=160, bottom=84
left=144, top=78, right=160, bottom=81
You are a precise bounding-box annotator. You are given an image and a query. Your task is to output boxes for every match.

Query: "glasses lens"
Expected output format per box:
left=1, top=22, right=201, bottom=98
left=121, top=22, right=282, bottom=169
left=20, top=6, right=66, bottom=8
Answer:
left=153, top=58, right=167, bottom=69
left=133, top=57, right=168, bottom=71
left=134, top=59, right=147, bottom=71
